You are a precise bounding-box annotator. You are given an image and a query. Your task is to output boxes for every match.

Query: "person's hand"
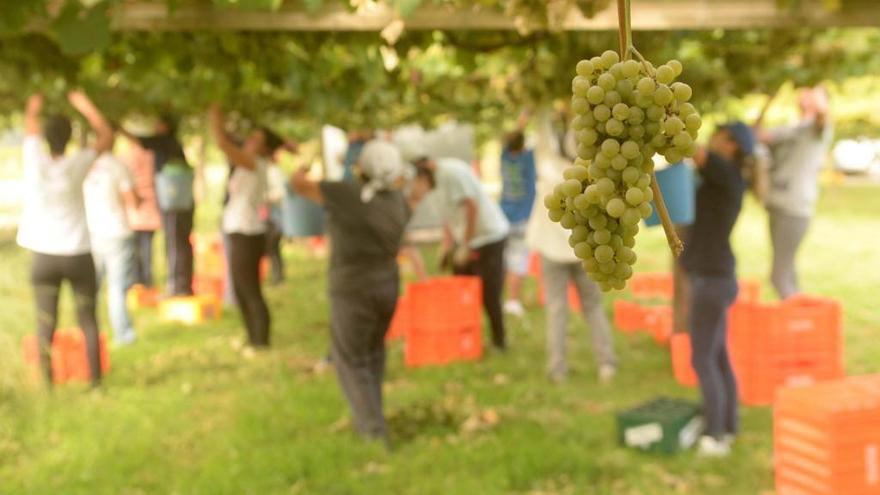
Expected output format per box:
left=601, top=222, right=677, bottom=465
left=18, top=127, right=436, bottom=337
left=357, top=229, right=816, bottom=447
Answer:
left=66, top=90, right=90, bottom=110
left=453, top=245, right=472, bottom=268
left=26, top=94, right=43, bottom=115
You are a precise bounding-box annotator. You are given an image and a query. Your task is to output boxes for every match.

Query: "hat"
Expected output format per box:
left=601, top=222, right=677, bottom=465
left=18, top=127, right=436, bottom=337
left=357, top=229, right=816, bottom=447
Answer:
left=719, top=121, right=756, bottom=156
left=394, top=139, right=430, bottom=164
left=359, top=140, right=407, bottom=202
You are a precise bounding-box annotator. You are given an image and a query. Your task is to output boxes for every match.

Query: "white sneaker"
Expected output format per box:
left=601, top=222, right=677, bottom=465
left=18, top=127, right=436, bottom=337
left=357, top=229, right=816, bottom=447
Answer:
left=503, top=300, right=526, bottom=318
left=697, top=435, right=731, bottom=458
left=598, top=365, right=617, bottom=384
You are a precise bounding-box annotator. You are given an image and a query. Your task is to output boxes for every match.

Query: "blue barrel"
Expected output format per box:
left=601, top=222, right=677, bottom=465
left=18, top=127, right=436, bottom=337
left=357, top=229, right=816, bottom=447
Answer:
left=645, top=162, right=695, bottom=227
left=155, top=163, right=194, bottom=212
left=281, top=184, right=325, bottom=237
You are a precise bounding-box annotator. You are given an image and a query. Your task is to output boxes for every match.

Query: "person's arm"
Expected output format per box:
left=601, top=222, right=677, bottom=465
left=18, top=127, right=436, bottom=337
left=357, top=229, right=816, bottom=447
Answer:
left=290, top=167, right=323, bottom=205
left=68, top=91, right=113, bottom=153
left=25, top=94, right=42, bottom=136
left=399, top=244, right=429, bottom=281
left=460, top=197, right=478, bottom=249
left=208, top=104, right=256, bottom=170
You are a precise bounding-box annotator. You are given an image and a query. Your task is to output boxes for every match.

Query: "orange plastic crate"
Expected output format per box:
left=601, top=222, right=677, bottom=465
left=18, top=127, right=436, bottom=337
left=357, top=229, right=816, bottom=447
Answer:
left=22, top=329, right=110, bottom=383
left=192, top=233, right=226, bottom=276
left=630, top=272, right=762, bottom=303
left=774, top=375, right=880, bottom=495
left=670, top=333, right=699, bottom=387
left=193, top=274, right=225, bottom=302
left=159, top=295, right=221, bottom=325
left=644, top=306, right=673, bottom=345
left=126, top=284, right=159, bottom=309
left=385, top=291, right=411, bottom=342
left=613, top=300, right=644, bottom=334
left=404, top=276, right=483, bottom=367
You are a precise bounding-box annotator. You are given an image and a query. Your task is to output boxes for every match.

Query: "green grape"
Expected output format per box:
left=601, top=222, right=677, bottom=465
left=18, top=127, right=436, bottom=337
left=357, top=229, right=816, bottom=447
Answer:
left=588, top=163, right=604, bottom=180
left=637, top=174, right=651, bottom=188
left=606, top=198, right=626, bottom=218
left=582, top=258, right=599, bottom=273
left=594, top=229, right=611, bottom=244
left=656, top=65, right=675, bottom=84
left=643, top=186, right=654, bottom=202
left=600, top=281, right=614, bottom=292
left=611, top=279, right=626, bottom=291
left=571, top=224, right=589, bottom=243
left=672, top=82, right=692, bottom=102
left=617, top=246, right=635, bottom=263
left=595, top=178, right=615, bottom=196
left=599, top=261, right=616, bottom=274
left=606, top=218, right=619, bottom=232
left=572, top=97, right=590, bottom=115
left=673, top=132, right=693, bottom=150
left=653, top=85, right=674, bottom=106
left=645, top=122, right=661, bottom=137
left=586, top=86, right=605, bottom=105
left=588, top=214, right=607, bottom=230
left=561, top=178, right=583, bottom=197
left=594, top=152, right=611, bottom=169
left=625, top=187, right=644, bottom=205
left=573, top=76, right=591, bottom=97
left=622, top=166, right=640, bottom=184
left=685, top=113, right=702, bottom=132
left=573, top=193, right=591, bottom=210
left=620, top=140, right=640, bottom=160
left=594, top=245, right=614, bottom=263
left=623, top=235, right=636, bottom=248
left=636, top=77, right=655, bottom=95
left=597, top=73, right=616, bottom=91
left=577, top=144, right=595, bottom=161
left=651, top=134, right=667, bottom=148
left=614, top=262, right=633, bottom=280
left=620, top=208, right=641, bottom=227
left=544, top=193, right=563, bottom=209
left=568, top=234, right=580, bottom=248
left=635, top=92, right=654, bottom=109
left=616, top=79, right=634, bottom=100
left=576, top=59, right=595, bottom=77
left=679, top=102, right=697, bottom=118
left=663, top=116, right=685, bottom=136
left=667, top=59, right=683, bottom=77
left=563, top=165, right=589, bottom=181
left=609, top=235, right=624, bottom=250
left=628, top=125, right=646, bottom=140
left=593, top=105, right=611, bottom=122
left=590, top=56, right=603, bottom=68
left=601, top=139, right=620, bottom=157
left=611, top=155, right=628, bottom=171
left=574, top=242, right=593, bottom=260
left=560, top=212, right=577, bottom=229
left=612, top=103, right=630, bottom=121
left=664, top=148, right=683, bottom=164
left=600, top=50, right=619, bottom=68
left=627, top=107, right=645, bottom=125
left=621, top=59, right=641, bottom=79
left=603, top=90, right=622, bottom=107
left=606, top=168, right=622, bottom=181
left=605, top=118, right=624, bottom=137
left=646, top=105, right=665, bottom=122
left=578, top=127, right=598, bottom=146
left=638, top=202, right=654, bottom=219
left=549, top=208, right=564, bottom=222
left=609, top=63, right=624, bottom=80
left=682, top=142, right=698, bottom=157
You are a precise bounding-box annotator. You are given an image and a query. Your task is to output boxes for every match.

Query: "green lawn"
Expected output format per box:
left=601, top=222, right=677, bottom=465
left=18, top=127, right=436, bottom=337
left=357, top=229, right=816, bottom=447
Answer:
left=1, top=182, right=879, bottom=495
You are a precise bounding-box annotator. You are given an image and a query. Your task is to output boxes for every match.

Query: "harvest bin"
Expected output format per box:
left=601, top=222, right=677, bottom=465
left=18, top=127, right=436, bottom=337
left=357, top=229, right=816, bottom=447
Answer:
left=617, top=397, right=703, bottom=454
left=282, top=185, right=325, bottom=238
left=645, top=162, right=695, bottom=227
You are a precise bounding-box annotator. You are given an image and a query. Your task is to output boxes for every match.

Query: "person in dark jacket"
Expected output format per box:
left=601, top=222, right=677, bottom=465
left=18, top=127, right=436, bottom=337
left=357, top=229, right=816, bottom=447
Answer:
left=681, top=122, right=756, bottom=457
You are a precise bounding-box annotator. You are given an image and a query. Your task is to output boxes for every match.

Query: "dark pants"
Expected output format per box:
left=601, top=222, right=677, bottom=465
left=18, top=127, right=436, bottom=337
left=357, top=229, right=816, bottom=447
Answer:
left=30, top=252, right=102, bottom=386
left=264, top=219, right=285, bottom=284
left=330, top=277, right=398, bottom=441
left=133, top=230, right=155, bottom=287
left=228, top=233, right=270, bottom=347
left=454, top=238, right=507, bottom=349
left=689, top=273, right=739, bottom=439
left=161, top=209, right=194, bottom=296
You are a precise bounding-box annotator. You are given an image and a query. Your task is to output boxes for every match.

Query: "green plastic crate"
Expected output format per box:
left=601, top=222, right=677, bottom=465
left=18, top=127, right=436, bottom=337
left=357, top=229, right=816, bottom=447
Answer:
left=616, top=397, right=703, bottom=454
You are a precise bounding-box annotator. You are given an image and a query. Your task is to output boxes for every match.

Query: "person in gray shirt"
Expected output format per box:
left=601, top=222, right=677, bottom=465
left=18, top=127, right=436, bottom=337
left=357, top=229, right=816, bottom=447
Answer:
left=756, top=86, right=833, bottom=299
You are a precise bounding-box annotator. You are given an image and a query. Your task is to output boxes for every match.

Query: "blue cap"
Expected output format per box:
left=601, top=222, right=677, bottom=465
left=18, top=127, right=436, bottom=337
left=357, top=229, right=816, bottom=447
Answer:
left=719, top=121, right=756, bottom=156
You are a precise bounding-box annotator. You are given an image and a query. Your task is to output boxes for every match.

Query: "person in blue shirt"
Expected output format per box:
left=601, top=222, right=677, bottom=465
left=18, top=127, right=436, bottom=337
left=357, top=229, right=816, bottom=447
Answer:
left=681, top=122, right=756, bottom=458
left=499, top=131, right=536, bottom=317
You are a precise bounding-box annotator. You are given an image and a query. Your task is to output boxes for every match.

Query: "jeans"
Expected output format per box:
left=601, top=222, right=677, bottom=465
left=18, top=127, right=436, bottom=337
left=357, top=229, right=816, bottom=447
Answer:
left=161, top=209, right=194, bottom=296
left=330, top=277, right=398, bottom=442
left=93, top=236, right=137, bottom=345
left=133, top=230, right=155, bottom=287
left=768, top=207, right=810, bottom=300
left=30, top=252, right=102, bottom=386
left=542, top=257, right=617, bottom=378
left=228, top=233, right=271, bottom=347
left=689, top=273, right=739, bottom=439
left=265, top=216, right=285, bottom=284
left=454, top=238, right=507, bottom=350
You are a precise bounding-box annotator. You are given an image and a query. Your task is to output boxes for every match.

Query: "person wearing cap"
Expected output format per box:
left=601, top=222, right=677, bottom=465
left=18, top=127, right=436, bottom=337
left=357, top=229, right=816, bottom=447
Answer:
left=291, top=140, right=414, bottom=445
left=402, top=144, right=511, bottom=351
left=755, top=86, right=833, bottom=299
left=682, top=122, right=757, bottom=457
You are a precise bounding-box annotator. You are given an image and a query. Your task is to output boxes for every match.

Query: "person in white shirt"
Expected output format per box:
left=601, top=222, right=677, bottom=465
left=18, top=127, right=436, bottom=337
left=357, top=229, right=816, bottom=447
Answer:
left=405, top=147, right=511, bottom=351
left=209, top=104, right=285, bottom=348
left=756, top=86, right=833, bottom=299
left=526, top=109, right=617, bottom=383
left=84, top=149, right=140, bottom=346
left=17, top=92, right=113, bottom=387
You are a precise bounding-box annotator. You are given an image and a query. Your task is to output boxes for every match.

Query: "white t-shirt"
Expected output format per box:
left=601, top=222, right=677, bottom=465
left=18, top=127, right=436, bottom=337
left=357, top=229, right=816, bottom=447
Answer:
left=83, top=153, right=134, bottom=242
left=767, top=119, right=834, bottom=218
left=17, top=135, right=98, bottom=255
left=266, top=165, right=286, bottom=205
left=222, top=158, right=268, bottom=235
left=434, top=157, right=509, bottom=249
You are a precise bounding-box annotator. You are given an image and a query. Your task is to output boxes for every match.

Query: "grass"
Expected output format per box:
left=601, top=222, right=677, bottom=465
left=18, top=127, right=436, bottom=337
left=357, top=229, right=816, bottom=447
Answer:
left=1, top=181, right=879, bottom=495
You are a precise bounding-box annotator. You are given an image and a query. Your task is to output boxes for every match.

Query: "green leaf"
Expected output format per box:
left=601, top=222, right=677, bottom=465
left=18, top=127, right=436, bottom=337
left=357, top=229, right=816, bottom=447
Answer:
left=50, top=1, right=111, bottom=56
left=302, top=0, right=324, bottom=14
left=395, top=0, right=423, bottom=18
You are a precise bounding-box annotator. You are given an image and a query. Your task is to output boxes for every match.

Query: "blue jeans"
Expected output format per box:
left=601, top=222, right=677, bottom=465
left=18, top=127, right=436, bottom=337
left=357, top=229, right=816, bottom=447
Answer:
left=689, top=273, right=739, bottom=439
left=93, top=236, right=136, bottom=344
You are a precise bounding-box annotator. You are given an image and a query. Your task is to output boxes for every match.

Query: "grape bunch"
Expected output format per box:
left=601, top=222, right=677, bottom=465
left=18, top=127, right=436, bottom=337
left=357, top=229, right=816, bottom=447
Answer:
left=544, top=49, right=701, bottom=291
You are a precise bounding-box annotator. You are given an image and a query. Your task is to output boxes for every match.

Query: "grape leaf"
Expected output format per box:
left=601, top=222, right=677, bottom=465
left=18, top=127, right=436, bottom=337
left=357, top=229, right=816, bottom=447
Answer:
left=50, top=1, right=111, bottom=56
left=302, top=0, right=324, bottom=14
left=394, top=0, right=423, bottom=18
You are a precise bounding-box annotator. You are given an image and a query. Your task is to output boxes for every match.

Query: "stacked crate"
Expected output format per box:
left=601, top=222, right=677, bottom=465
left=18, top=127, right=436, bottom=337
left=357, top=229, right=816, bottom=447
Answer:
left=22, top=329, right=110, bottom=383
left=775, top=375, right=880, bottom=495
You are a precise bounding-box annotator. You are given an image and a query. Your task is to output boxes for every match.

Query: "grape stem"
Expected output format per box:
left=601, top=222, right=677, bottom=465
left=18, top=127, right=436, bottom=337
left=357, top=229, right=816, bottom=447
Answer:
left=617, top=0, right=684, bottom=257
